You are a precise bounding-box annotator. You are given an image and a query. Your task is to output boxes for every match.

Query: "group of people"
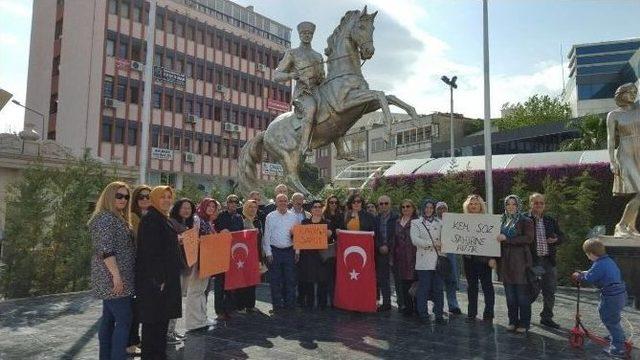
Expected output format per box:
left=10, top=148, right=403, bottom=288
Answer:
left=89, top=182, right=629, bottom=359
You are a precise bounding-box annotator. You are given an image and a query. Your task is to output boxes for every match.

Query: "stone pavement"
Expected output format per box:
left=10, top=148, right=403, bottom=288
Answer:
left=0, top=283, right=638, bottom=359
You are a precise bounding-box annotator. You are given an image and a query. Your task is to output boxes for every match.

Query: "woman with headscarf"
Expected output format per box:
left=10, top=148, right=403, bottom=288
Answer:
left=88, top=181, right=135, bottom=360
left=498, top=194, right=534, bottom=334
left=461, top=195, right=497, bottom=323
left=127, top=185, right=151, bottom=355
left=236, top=199, right=263, bottom=313
left=135, top=186, right=182, bottom=359
left=393, top=199, right=418, bottom=316
left=181, top=198, right=218, bottom=333
left=410, top=198, right=446, bottom=324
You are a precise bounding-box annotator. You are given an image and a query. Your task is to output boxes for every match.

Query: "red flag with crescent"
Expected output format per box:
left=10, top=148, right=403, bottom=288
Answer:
left=224, top=229, right=261, bottom=290
left=334, top=230, right=377, bottom=312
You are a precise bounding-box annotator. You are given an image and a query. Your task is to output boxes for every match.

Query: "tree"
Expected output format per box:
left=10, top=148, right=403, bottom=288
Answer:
left=298, top=162, right=325, bottom=195
left=559, top=114, right=607, bottom=151
left=496, top=94, right=571, bottom=131
left=175, top=178, right=206, bottom=202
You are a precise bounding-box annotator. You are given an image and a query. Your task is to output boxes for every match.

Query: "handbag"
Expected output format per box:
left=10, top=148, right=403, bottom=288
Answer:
left=526, top=264, right=546, bottom=304
left=422, top=222, right=451, bottom=277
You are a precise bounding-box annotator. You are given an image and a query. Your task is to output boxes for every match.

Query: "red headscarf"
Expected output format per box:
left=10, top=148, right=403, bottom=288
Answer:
left=196, top=197, right=219, bottom=221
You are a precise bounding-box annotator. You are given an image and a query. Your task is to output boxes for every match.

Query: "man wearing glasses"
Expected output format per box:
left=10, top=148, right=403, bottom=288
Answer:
left=375, top=195, right=398, bottom=312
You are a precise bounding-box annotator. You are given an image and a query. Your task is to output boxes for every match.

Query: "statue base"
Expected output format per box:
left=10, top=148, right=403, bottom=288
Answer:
left=597, top=235, right=640, bottom=309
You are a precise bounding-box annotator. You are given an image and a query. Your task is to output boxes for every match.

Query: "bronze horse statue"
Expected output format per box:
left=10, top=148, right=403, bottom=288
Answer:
left=238, top=7, right=420, bottom=196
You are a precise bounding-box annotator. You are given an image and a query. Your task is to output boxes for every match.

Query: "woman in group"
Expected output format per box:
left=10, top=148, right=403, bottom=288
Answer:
left=88, top=181, right=135, bottom=360
left=392, top=199, right=418, bottom=316
left=436, top=201, right=462, bottom=316
left=410, top=199, right=446, bottom=324
left=298, top=199, right=332, bottom=310
left=237, top=199, right=263, bottom=313
left=135, top=186, right=182, bottom=359
left=345, top=194, right=376, bottom=232
left=461, top=195, right=497, bottom=323
left=127, top=185, right=151, bottom=355
left=499, top=194, right=534, bottom=334
left=166, top=198, right=197, bottom=342
left=322, top=195, right=344, bottom=307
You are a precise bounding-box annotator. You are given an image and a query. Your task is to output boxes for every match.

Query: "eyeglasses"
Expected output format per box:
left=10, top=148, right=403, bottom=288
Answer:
left=115, top=193, right=130, bottom=200
left=401, top=205, right=413, bottom=209
left=378, top=202, right=389, bottom=206
left=137, top=194, right=150, bottom=200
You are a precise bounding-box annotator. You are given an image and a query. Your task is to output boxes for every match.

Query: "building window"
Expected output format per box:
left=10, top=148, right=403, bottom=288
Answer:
left=118, top=40, right=128, bottom=58
left=116, top=82, right=126, bottom=101
left=164, top=94, right=173, bottom=111
left=156, top=13, right=164, bottom=30
left=175, top=94, right=183, bottom=113
left=154, top=53, right=162, bottom=66
left=133, top=6, right=142, bottom=22
left=106, top=39, right=115, bottom=56
left=120, top=1, right=129, bottom=18
left=172, top=135, right=180, bottom=150
left=187, top=25, right=195, bottom=41
left=185, top=62, right=193, bottom=78
left=152, top=131, right=159, bottom=147
left=129, top=83, right=139, bottom=104
left=103, top=76, right=114, bottom=98
left=206, top=104, right=213, bottom=119
left=196, top=29, right=204, bottom=44
left=176, top=22, right=184, bottom=37
left=204, top=140, right=211, bottom=155
left=196, top=64, right=204, bottom=80
left=108, top=0, right=117, bottom=15
left=152, top=90, right=161, bottom=108
left=114, top=121, right=125, bottom=144
left=131, top=42, right=141, bottom=61
left=165, top=56, right=173, bottom=69
left=206, top=68, right=214, bottom=83
left=432, top=124, right=439, bottom=139
left=186, top=99, right=193, bottom=114
left=166, top=18, right=174, bottom=34
left=102, top=119, right=112, bottom=142
left=128, top=125, right=137, bottom=146
left=214, top=106, right=221, bottom=121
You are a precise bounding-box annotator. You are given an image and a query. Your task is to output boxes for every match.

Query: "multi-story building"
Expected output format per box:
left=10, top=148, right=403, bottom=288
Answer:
left=317, top=111, right=470, bottom=182
left=24, top=0, right=292, bottom=191
left=563, top=38, right=640, bottom=116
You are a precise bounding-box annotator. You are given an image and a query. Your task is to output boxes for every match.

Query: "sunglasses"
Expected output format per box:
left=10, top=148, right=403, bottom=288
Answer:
left=137, top=194, right=150, bottom=200
left=115, top=193, right=130, bottom=200
left=402, top=205, right=413, bottom=209
left=378, top=202, right=389, bottom=205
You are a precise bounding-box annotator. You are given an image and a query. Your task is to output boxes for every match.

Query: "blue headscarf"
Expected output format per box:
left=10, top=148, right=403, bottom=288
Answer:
left=501, top=194, right=523, bottom=238
left=420, top=198, right=438, bottom=222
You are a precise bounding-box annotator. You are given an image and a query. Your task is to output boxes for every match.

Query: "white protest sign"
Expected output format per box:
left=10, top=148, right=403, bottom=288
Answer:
left=441, top=213, right=502, bottom=257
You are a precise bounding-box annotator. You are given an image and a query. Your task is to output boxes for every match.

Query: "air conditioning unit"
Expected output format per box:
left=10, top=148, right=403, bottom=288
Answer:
left=223, top=122, right=240, bottom=132
left=185, top=114, right=199, bottom=125
left=183, top=152, right=196, bottom=163
left=256, top=63, right=267, bottom=72
left=103, top=97, right=119, bottom=108
left=130, top=61, right=144, bottom=71
left=215, top=84, right=227, bottom=93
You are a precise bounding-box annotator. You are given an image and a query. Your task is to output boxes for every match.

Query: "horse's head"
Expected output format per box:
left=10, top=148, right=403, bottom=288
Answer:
left=350, top=6, right=377, bottom=60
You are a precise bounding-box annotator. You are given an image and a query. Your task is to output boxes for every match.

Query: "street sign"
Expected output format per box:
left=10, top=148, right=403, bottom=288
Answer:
left=267, top=99, right=290, bottom=113
left=153, top=66, right=186, bottom=87
left=151, top=147, right=174, bottom=160
left=261, top=162, right=284, bottom=176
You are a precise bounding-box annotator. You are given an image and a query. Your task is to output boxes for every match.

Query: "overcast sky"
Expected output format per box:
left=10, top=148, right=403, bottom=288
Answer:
left=1, top=0, right=639, bottom=132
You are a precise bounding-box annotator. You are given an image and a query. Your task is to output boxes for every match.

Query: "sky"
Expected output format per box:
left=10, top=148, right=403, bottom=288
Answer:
left=1, top=0, right=639, bottom=133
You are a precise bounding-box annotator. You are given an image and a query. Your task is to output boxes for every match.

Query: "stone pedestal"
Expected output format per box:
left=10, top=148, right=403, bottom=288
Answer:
left=598, top=235, right=640, bottom=309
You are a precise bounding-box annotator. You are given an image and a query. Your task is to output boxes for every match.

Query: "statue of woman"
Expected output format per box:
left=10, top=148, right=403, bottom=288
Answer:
left=607, top=82, right=640, bottom=237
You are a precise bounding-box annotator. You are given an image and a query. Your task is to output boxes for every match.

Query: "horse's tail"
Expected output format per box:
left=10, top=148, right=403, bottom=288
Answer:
left=237, top=131, right=264, bottom=196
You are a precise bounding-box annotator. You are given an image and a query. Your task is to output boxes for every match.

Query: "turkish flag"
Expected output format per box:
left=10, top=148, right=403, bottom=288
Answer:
left=334, top=230, right=377, bottom=312
left=224, top=229, right=261, bottom=290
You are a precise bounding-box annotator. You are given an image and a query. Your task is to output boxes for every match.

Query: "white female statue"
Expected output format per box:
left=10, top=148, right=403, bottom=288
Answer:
left=608, top=82, right=640, bottom=237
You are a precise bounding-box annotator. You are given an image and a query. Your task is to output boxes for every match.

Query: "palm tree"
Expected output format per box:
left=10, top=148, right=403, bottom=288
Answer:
left=560, top=114, right=608, bottom=151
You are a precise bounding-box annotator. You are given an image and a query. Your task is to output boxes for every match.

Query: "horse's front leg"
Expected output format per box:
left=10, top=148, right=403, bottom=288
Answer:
left=343, top=89, right=394, bottom=141
left=386, top=94, right=419, bottom=122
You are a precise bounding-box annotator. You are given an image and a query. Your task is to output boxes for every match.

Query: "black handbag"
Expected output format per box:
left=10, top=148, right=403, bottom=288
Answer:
left=422, top=222, right=452, bottom=277
left=526, top=265, right=546, bottom=304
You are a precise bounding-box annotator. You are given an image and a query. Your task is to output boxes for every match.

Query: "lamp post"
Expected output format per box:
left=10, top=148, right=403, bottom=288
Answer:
left=482, top=0, right=493, bottom=214
left=139, top=0, right=157, bottom=185
left=12, top=99, right=45, bottom=139
left=441, top=75, right=457, bottom=159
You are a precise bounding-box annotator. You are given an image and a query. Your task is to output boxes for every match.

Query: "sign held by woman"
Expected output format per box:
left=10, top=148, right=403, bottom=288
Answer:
left=441, top=213, right=502, bottom=257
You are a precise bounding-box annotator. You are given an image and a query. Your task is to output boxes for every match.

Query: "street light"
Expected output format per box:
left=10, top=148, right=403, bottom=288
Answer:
left=441, top=75, right=457, bottom=159
left=11, top=99, right=46, bottom=139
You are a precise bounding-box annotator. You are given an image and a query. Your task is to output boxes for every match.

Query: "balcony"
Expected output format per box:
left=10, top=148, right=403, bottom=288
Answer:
left=396, top=140, right=431, bottom=156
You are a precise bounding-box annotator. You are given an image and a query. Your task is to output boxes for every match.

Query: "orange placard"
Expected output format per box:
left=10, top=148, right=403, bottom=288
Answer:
left=199, top=232, right=232, bottom=278
left=293, top=224, right=328, bottom=250
left=181, top=228, right=199, bottom=267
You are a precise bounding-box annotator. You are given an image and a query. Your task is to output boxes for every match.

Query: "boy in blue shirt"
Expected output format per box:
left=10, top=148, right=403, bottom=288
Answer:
left=571, top=238, right=628, bottom=358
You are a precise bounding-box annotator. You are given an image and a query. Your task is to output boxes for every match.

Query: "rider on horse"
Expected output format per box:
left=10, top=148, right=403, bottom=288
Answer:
left=274, top=21, right=325, bottom=155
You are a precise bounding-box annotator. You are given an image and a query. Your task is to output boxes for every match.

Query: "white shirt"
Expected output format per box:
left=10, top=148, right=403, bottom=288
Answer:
left=263, top=209, right=300, bottom=256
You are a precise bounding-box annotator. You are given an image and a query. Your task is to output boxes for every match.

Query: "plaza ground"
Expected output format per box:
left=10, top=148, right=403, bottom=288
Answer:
left=0, top=283, right=638, bottom=359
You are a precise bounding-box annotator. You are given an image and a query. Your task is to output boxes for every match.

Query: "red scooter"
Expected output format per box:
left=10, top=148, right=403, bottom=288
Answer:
left=569, top=282, right=633, bottom=358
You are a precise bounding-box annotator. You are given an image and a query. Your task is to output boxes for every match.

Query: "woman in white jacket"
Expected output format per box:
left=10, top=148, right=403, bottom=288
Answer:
left=410, top=198, right=446, bottom=324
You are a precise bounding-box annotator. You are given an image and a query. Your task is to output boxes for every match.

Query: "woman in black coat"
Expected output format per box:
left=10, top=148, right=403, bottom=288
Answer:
left=135, top=186, right=182, bottom=360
